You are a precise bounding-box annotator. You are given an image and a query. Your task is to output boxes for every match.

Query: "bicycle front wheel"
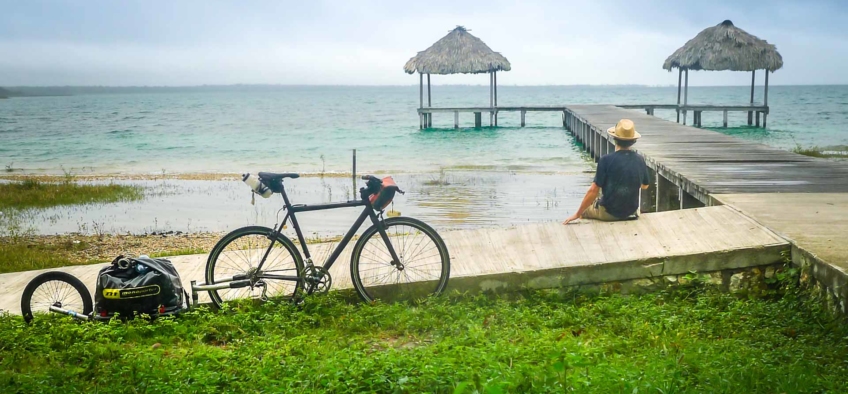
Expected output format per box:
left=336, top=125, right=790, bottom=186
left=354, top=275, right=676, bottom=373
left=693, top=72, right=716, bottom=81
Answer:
left=351, top=217, right=450, bottom=303
left=21, top=271, right=93, bottom=323
left=205, top=226, right=304, bottom=308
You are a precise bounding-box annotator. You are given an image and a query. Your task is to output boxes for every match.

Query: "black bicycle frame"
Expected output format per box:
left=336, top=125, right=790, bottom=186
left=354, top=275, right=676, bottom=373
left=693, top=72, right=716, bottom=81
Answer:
left=254, top=181, right=402, bottom=282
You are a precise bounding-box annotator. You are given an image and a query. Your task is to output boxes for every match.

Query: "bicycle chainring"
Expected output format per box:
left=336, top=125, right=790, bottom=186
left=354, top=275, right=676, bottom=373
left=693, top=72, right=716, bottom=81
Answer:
left=300, top=266, right=332, bottom=294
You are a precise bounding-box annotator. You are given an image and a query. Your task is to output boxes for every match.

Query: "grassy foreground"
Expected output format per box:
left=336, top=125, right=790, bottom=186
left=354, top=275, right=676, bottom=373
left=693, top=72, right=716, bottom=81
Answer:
left=0, top=178, right=143, bottom=210
left=2, top=282, right=848, bottom=393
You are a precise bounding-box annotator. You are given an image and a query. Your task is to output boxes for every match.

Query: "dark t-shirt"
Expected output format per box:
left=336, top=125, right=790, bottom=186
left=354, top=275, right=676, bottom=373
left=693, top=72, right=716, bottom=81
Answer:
left=593, top=150, right=650, bottom=218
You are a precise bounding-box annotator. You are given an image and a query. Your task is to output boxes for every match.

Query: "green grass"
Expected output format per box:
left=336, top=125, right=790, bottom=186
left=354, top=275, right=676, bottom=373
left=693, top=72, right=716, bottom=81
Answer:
left=0, top=178, right=143, bottom=210
left=2, top=280, right=848, bottom=393
left=0, top=240, right=91, bottom=274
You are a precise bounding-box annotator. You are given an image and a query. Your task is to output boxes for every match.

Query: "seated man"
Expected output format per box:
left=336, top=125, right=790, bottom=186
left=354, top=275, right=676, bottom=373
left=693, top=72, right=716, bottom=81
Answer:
left=563, top=119, right=650, bottom=224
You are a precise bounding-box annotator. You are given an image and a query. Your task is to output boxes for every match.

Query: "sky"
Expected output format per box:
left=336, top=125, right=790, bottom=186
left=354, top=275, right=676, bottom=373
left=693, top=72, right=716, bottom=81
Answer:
left=1, top=0, right=846, bottom=87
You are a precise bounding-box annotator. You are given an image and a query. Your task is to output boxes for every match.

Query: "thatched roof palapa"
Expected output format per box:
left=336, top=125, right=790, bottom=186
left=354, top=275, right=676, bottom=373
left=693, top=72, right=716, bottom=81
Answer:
left=663, top=20, right=783, bottom=72
left=404, top=26, right=511, bottom=75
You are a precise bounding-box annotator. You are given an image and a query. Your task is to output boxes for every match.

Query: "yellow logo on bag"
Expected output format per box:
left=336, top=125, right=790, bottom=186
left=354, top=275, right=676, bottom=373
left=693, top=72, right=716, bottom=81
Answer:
left=103, top=285, right=160, bottom=299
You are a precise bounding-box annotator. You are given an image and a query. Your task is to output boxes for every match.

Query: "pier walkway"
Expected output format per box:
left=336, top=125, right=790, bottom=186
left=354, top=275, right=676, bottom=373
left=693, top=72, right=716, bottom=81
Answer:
left=565, top=105, right=848, bottom=313
left=0, top=206, right=787, bottom=313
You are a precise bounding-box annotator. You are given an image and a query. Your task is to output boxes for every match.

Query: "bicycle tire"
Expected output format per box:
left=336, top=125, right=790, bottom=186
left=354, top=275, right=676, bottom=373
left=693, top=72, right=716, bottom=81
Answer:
left=21, top=271, right=93, bottom=323
left=205, top=226, right=304, bottom=309
left=350, top=217, right=450, bottom=303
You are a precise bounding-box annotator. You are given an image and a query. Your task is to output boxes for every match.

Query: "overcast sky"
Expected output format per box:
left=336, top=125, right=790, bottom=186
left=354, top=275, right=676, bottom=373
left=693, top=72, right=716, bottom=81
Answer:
left=1, top=0, right=845, bottom=86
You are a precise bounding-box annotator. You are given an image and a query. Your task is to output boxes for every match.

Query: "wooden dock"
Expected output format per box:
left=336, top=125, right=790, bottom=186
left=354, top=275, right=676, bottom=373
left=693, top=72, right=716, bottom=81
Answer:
left=563, top=105, right=848, bottom=209
left=418, top=103, right=769, bottom=129
left=565, top=104, right=848, bottom=314
left=0, top=206, right=788, bottom=314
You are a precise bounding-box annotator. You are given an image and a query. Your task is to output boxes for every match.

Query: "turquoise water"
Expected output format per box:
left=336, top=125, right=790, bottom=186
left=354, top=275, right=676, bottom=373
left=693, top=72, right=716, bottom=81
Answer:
left=2, top=85, right=847, bottom=235
left=2, top=85, right=846, bottom=175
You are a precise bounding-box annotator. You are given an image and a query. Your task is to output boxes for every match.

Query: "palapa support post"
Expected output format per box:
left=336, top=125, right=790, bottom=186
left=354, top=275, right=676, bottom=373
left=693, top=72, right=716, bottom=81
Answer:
left=676, top=69, right=682, bottom=123
left=492, top=71, right=498, bottom=127
left=763, top=70, right=769, bottom=128
left=489, top=72, right=494, bottom=127
left=682, top=69, right=689, bottom=125
left=419, top=73, right=423, bottom=110
left=427, top=74, right=431, bottom=108
left=748, top=70, right=755, bottom=125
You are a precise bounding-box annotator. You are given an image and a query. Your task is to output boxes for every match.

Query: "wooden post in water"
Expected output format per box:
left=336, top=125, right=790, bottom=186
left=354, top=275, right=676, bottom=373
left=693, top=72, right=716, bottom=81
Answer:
left=427, top=74, right=431, bottom=108
left=676, top=69, right=682, bottom=123
left=454, top=111, right=459, bottom=129
left=489, top=72, right=494, bottom=127
left=474, top=112, right=482, bottom=128
left=492, top=71, right=498, bottom=127
left=748, top=70, right=755, bottom=125
left=352, top=149, right=356, bottom=199
left=521, top=110, right=526, bottom=127
left=418, top=73, right=423, bottom=129
left=723, top=110, right=728, bottom=128
left=763, top=71, right=769, bottom=128
left=683, top=69, right=689, bottom=125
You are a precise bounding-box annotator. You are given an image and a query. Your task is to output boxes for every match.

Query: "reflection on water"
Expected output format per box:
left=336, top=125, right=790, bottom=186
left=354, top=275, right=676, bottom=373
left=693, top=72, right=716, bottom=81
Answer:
left=13, top=171, right=592, bottom=236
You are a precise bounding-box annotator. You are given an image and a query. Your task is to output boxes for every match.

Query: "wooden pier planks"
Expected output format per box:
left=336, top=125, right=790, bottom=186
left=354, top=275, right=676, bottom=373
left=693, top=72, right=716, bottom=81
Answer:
left=565, top=105, right=848, bottom=195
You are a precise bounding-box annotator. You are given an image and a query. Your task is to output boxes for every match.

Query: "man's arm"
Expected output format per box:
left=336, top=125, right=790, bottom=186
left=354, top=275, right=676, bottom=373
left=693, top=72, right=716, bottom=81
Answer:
left=562, top=183, right=601, bottom=224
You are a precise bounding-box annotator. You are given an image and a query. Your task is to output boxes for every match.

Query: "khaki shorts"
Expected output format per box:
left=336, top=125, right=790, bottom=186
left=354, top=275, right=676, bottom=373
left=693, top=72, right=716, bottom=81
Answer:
left=582, top=198, right=637, bottom=222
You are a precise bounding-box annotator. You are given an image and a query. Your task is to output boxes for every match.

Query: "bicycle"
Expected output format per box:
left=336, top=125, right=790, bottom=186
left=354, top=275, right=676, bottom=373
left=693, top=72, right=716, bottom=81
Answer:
left=192, top=172, right=451, bottom=308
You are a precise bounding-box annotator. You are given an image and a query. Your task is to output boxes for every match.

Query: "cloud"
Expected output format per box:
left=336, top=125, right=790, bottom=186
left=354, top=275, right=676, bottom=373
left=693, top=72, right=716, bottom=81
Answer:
left=1, top=0, right=846, bottom=86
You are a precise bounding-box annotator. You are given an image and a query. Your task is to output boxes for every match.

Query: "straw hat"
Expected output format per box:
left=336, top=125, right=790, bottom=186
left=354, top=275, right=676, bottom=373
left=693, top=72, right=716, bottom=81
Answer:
left=607, top=119, right=641, bottom=140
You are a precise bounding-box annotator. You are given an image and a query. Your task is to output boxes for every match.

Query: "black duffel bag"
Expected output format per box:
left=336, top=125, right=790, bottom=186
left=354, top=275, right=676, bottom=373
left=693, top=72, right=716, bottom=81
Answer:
left=94, top=255, right=186, bottom=319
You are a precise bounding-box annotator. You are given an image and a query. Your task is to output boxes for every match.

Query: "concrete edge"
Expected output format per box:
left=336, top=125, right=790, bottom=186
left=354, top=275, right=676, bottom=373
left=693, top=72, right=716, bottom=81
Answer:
left=445, top=242, right=789, bottom=295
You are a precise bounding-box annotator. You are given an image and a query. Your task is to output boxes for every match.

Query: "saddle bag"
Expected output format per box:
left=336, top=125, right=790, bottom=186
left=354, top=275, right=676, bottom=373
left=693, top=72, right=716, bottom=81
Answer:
left=94, top=255, right=186, bottom=319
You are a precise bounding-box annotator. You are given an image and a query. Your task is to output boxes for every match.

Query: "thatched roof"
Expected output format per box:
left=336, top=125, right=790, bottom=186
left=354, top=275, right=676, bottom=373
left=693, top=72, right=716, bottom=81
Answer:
left=404, top=26, right=511, bottom=75
left=663, top=20, right=783, bottom=72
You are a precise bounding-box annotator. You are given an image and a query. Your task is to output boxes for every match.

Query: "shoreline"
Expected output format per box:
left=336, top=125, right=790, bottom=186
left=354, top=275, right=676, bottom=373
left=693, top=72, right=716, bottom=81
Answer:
left=0, top=167, right=595, bottom=182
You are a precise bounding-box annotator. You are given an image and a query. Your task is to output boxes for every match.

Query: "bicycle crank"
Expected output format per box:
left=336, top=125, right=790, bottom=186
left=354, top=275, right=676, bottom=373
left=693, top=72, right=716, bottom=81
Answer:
left=300, top=266, right=332, bottom=294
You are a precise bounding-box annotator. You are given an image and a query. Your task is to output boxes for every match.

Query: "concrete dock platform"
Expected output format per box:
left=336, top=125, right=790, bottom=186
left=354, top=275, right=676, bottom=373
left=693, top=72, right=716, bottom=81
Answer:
left=0, top=206, right=788, bottom=314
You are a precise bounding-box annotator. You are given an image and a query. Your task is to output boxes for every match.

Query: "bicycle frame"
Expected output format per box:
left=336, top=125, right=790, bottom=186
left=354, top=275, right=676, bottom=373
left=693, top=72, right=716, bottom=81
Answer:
left=253, top=180, right=403, bottom=283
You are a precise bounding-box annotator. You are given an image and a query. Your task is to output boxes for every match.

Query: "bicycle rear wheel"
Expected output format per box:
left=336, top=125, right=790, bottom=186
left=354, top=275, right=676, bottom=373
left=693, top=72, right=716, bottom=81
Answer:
left=205, top=226, right=304, bottom=308
left=350, top=217, right=450, bottom=303
left=21, top=271, right=93, bottom=323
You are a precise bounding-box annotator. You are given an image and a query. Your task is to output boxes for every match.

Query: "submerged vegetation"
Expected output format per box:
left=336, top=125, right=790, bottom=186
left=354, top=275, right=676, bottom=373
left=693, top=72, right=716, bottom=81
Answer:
left=2, top=276, right=848, bottom=393
left=0, top=178, right=143, bottom=210
left=792, top=144, right=848, bottom=159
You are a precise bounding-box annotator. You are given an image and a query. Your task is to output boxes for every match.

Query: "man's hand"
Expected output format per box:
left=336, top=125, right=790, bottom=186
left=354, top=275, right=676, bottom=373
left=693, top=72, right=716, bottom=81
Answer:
left=562, top=213, right=580, bottom=225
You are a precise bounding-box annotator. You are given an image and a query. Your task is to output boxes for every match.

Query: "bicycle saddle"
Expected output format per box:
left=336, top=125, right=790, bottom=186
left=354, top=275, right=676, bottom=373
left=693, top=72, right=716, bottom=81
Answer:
left=258, top=172, right=300, bottom=182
